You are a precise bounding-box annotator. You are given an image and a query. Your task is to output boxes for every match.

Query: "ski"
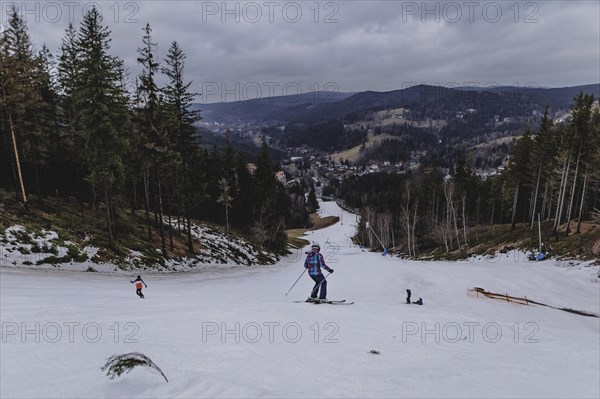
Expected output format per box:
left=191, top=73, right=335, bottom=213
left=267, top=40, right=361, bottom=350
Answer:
left=293, top=299, right=353, bottom=304
left=293, top=299, right=343, bottom=303
left=316, top=300, right=354, bottom=305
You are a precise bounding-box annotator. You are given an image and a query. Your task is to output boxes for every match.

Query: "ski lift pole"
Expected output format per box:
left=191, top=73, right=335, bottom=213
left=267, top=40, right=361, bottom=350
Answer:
left=367, top=221, right=387, bottom=253
left=285, top=268, right=307, bottom=296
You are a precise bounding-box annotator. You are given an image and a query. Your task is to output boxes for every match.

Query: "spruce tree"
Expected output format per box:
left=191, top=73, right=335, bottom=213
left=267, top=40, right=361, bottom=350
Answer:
left=136, top=23, right=167, bottom=254
left=1, top=7, right=47, bottom=205
left=161, top=40, right=203, bottom=252
left=74, top=6, right=129, bottom=248
left=506, top=130, right=533, bottom=231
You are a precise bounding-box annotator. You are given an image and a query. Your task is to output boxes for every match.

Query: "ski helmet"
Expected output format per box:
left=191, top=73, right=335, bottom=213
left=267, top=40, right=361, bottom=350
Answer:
left=311, top=242, right=320, bottom=250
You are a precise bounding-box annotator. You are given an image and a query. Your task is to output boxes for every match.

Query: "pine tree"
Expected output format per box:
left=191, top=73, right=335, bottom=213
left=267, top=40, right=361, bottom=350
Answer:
left=1, top=7, right=46, bottom=206
left=161, top=40, right=203, bottom=252
left=57, top=23, right=80, bottom=139
left=529, top=107, right=556, bottom=228
left=306, top=184, right=319, bottom=213
left=252, top=140, right=288, bottom=252
left=136, top=23, right=167, bottom=254
left=74, top=6, right=129, bottom=248
left=506, top=131, right=533, bottom=232
left=231, top=154, right=254, bottom=229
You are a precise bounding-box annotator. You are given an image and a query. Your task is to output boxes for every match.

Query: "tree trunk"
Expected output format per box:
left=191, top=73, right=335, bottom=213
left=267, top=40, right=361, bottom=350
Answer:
left=143, top=171, right=152, bottom=241
left=166, top=185, right=174, bottom=252
left=177, top=203, right=182, bottom=234
left=565, top=144, right=582, bottom=236
left=554, top=154, right=571, bottom=233
left=11, top=158, right=19, bottom=201
left=104, top=184, right=113, bottom=248
left=462, top=195, right=468, bottom=248
left=499, top=182, right=505, bottom=224
left=185, top=205, right=194, bottom=254
left=35, top=166, right=42, bottom=201
left=476, top=195, right=480, bottom=229
left=530, top=162, right=543, bottom=230
left=156, top=170, right=167, bottom=256
left=510, top=184, right=520, bottom=232
left=452, top=200, right=460, bottom=249
left=8, top=113, right=27, bottom=206
left=79, top=197, right=85, bottom=223
left=405, top=209, right=411, bottom=257
left=412, top=202, right=418, bottom=256
left=109, top=194, right=117, bottom=240
left=131, top=180, right=137, bottom=216
left=541, top=181, right=549, bottom=220
left=576, top=164, right=589, bottom=234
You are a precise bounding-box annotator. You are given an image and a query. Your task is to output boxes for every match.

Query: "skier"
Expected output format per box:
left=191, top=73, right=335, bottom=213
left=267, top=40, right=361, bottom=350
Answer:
left=304, top=242, right=334, bottom=303
left=406, top=289, right=412, bottom=304
left=130, top=275, right=147, bottom=299
left=412, top=298, right=423, bottom=305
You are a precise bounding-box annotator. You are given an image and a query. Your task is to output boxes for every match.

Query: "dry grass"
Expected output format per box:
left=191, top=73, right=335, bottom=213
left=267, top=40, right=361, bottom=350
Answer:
left=309, top=213, right=340, bottom=230
left=286, top=213, right=340, bottom=249
left=286, top=229, right=310, bottom=249
left=330, top=133, right=398, bottom=163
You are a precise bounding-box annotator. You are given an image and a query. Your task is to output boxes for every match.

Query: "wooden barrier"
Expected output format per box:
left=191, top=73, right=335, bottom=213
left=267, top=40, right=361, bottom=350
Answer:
left=468, top=287, right=529, bottom=305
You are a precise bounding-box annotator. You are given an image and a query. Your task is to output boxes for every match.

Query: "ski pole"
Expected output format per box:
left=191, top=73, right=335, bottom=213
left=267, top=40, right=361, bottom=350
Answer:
left=285, top=268, right=307, bottom=296
left=311, top=272, right=332, bottom=293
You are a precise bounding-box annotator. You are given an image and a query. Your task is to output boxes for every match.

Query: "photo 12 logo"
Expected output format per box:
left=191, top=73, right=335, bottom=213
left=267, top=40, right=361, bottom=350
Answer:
left=2, top=321, right=140, bottom=344
left=201, top=321, right=340, bottom=343
left=401, top=321, right=540, bottom=343
left=200, top=1, right=340, bottom=24
left=398, top=81, right=540, bottom=105
left=0, top=1, right=140, bottom=24
left=200, top=81, right=339, bottom=103
left=399, top=1, right=540, bottom=24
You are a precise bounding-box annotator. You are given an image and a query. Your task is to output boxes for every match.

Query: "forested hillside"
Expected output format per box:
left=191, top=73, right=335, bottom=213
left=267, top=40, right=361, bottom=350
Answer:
left=326, top=100, right=600, bottom=260
left=0, top=7, right=294, bottom=259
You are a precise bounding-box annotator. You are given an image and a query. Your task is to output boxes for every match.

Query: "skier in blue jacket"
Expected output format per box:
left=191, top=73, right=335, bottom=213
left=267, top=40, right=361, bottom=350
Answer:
left=304, top=242, right=334, bottom=302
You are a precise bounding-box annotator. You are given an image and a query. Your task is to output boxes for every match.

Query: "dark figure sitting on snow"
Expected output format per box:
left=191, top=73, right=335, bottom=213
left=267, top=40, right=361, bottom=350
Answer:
left=412, top=298, right=423, bottom=305
left=130, top=275, right=147, bottom=299
left=406, top=289, right=412, bottom=304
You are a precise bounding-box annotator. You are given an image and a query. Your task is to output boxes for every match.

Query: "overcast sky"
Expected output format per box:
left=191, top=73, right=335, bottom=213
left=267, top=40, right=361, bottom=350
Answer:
left=2, top=1, right=599, bottom=103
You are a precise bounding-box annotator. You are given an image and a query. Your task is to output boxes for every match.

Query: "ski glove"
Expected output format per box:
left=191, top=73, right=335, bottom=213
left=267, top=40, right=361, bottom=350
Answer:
left=328, top=269, right=334, bottom=273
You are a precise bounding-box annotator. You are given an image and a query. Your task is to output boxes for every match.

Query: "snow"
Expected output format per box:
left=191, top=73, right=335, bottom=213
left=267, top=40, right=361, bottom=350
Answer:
left=1, top=201, right=599, bottom=398
left=0, top=220, right=277, bottom=273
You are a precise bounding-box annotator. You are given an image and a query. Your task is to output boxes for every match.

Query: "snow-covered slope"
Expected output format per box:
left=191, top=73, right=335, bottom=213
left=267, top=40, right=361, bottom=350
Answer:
left=1, top=201, right=599, bottom=398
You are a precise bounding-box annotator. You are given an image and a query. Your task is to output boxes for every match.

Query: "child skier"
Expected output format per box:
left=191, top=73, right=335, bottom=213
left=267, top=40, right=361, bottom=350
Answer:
left=304, top=242, right=334, bottom=303
left=130, top=275, right=147, bottom=299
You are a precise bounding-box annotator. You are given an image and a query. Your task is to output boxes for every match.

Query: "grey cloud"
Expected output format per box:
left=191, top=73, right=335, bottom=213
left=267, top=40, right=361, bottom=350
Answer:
left=4, top=1, right=598, bottom=101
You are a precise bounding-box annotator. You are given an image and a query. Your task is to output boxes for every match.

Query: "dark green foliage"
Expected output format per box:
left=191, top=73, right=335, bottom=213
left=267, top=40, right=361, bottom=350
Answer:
left=101, top=352, right=168, bottom=382
left=67, top=244, right=88, bottom=262
left=251, top=141, right=289, bottom=253
left=306, top=186, right=319, bottom=213
left=334, top=93, right=599, bottom=258
left=277, top=120, right=365, bottom=152
left=0, top=10, right=296, bottom=260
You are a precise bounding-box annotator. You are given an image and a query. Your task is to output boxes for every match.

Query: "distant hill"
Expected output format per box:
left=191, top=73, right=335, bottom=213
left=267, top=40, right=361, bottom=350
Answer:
left=192, top=83, right=599, bottom=125
left=193, top=83, right=599, bottom=168
left=192, top=91, right=355, bottom=124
